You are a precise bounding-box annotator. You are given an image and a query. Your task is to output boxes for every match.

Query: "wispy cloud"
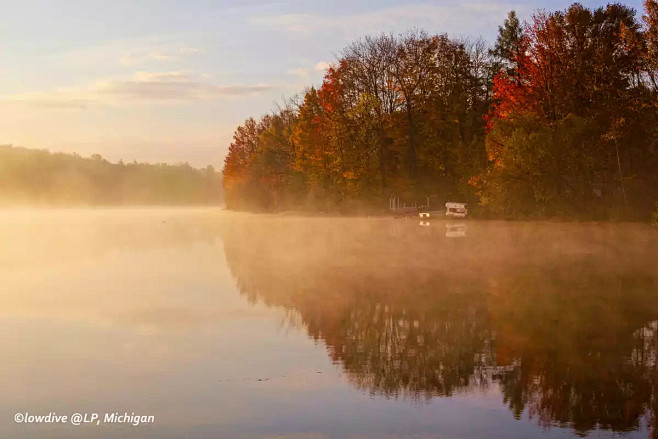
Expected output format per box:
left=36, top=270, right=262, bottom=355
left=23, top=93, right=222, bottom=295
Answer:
left=249, top=2, right=530, bottom=38
left=48, top=38, right=207, bottom=70
left=287, top=67, right=310, bottom=79
left=314, top=61, right=330, bottom=72
left=119, top=46, right=206, bottom=66
left=287, top=61, right=331, bottom=79
left=3, top=72, right=273, bottom=108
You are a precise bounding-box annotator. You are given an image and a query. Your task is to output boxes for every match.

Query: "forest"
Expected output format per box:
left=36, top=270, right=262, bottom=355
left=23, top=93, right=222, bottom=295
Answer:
left=0, top=145, right=223, bottom=205
left=223, top=2, right=658, bottom=220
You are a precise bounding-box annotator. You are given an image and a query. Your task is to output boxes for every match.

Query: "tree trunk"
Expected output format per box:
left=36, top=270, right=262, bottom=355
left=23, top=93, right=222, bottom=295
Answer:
left=615, top=139, right=628, bottom=205
left=406, top=104, right=418, bottom=185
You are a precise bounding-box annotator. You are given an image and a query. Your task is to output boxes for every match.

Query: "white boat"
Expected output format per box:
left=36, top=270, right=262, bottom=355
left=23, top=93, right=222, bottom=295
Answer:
left=445, top=202, right=467, bottom=219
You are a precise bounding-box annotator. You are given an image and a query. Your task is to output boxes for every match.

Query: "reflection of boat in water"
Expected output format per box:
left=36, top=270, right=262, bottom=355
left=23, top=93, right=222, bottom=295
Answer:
left=446, top=222, right=467, bottom=238
left=414, top=219, right=468, bottom=237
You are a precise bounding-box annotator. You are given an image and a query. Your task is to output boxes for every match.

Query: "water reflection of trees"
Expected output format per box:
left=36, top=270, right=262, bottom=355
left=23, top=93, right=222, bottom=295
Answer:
left=221, top=218, right=658, bottom=436
left=493, top=269, right=658, bottom=434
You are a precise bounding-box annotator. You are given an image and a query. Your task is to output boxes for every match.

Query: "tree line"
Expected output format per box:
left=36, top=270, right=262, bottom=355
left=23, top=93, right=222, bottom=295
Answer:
left=0, top=145, right=223, bottom=205
left=223, top=2, right=658, bottom=220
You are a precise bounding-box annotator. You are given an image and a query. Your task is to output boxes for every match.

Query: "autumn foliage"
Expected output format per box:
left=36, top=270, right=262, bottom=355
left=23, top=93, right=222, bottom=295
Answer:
left=481, top=2, right=658, bottom=219
left=224, top=2, right=658, bottom=220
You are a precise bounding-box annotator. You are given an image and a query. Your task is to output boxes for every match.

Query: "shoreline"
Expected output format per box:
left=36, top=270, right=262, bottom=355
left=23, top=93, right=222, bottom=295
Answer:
left=0, top=205, right=654, bottom=225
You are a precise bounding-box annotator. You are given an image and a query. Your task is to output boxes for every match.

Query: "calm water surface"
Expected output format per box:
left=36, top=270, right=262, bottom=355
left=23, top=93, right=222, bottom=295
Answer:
left=1, top=208, right=657, bottom=439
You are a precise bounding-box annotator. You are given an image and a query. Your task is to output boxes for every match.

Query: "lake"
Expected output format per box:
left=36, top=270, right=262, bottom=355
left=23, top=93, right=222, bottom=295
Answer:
left=1, top=208, right=657, bottom=439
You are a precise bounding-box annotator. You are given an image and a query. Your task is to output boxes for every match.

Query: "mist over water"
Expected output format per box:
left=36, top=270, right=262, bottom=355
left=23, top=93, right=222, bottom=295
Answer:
left=1, top=208, right=657, bottom=438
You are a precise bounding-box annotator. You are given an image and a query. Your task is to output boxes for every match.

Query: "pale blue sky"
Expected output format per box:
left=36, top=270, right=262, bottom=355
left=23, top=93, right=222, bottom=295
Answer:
left=0, top=0, right=646, bottom=167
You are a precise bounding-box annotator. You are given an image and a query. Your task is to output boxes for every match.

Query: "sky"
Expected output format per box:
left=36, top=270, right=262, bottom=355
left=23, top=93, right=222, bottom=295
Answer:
left=0, top=0, right=647, bottom=168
